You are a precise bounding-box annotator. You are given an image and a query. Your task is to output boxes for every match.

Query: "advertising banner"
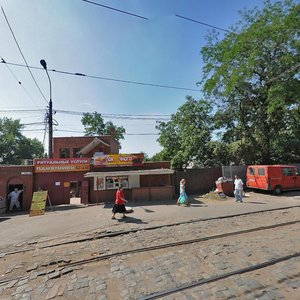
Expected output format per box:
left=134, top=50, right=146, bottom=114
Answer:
left=34, top=158, right=91, bottom=173
left=93, top=153, right=144, bottom=167
left=29, top=191, right=48, bottom=217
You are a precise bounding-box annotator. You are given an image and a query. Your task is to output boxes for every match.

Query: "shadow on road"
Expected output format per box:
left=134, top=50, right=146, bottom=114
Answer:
left=0, top=217, right=10, bottom=222
left=247, top=189, right=300, bottom=198
left=117, top=216, right=148, bottom=224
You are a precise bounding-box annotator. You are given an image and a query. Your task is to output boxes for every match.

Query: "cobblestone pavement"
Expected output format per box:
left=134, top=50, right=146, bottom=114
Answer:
left=0, top=207, right=299, bottom=299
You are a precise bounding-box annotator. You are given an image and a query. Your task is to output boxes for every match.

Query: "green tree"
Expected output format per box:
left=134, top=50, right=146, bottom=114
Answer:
left=201, top=0, right=300, bottom=164
left=0, top=117, right=44, bottom=164
left=156, top=96, right=213, bottom=169
left=149, top=151, right=165, bottom=162
left=81, top=112, right=125, bottom=145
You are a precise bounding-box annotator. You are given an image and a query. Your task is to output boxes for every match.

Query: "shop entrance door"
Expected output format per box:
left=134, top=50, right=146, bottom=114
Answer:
left=69, top=181, right=81, bottom=205
left=7, top=184, right=24, bottom=211
left=81, top=181, right=89, bottom=205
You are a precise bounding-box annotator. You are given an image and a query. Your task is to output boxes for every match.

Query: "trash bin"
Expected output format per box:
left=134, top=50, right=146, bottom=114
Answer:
left=215, top=180, right=234, bottom=196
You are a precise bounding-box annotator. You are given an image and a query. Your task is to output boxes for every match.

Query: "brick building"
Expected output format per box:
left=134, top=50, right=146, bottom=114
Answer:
left=1, top=134, right=175, bottom=212
left=35, top=135, right=175, bottom=206
left=0, top=165, right=34, bottom=210
left=53, top=135, right=119, bottom=158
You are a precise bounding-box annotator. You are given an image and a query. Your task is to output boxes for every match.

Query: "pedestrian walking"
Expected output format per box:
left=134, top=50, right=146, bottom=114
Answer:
left=234, top=175, right=244, bottom=202
left=112, top=185, right=132, bottom=219
left=7, top=188, right=23, bottom=212
left=177, top=178, right=190, bottom=206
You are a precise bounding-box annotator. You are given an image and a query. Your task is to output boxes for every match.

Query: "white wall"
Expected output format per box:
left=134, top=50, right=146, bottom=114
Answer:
left=129, top=175, right=140, bottom=188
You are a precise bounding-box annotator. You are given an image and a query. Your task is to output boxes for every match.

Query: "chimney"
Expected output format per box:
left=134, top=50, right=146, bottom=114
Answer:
left=109, top=127, right=116, bottom=136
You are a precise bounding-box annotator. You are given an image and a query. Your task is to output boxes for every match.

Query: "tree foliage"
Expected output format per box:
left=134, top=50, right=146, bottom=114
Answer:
left=0, top=117, right=44, bottom=164
left=81, top=112, right=125, bottom=146
left=153, top=1, right=299, bottom=167
left=201, top=0, right=300, bottom=164
left=156, top=96, right=213, bottom=169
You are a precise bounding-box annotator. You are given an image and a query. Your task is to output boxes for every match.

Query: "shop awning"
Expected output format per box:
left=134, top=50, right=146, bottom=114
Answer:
left=84, top=168, right=174, bottom=177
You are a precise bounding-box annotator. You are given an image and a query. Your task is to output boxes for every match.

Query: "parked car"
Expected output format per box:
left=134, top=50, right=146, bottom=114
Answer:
left=246, top=165, right=300, bottom=194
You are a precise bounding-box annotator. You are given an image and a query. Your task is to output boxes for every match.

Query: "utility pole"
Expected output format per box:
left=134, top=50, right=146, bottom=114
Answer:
left=40, top=59, right=53, bottom=158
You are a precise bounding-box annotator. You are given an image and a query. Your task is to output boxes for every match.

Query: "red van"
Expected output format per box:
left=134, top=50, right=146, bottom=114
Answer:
left=247, top=165, right=300, bottom=194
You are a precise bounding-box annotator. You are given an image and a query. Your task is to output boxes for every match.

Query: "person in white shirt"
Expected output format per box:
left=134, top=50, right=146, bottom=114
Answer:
left=8, top=188, right=23, bottom=211
left=234, top=175, right=244, bottom=202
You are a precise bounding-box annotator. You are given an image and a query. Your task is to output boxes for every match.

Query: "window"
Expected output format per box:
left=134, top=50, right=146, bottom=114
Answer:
left=106, top=176, right=129, bottom=189
left=73, top=148, right=83, bottom=158
left=258, top=168, right=265, bottom=176
left=248, top=167, right=255, bottom=175
left=94, top=177, right=105, bottom=191
left=59, top=148, right=70, bottom=158
left=282, top=168, right=294, bottom=176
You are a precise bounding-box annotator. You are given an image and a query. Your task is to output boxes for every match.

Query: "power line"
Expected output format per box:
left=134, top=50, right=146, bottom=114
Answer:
left=54, top=109, right=170, bottom=120
left=1, top=6, right=48, bottom=104
left=0, top=108, right=170, bottom=119
left=175, top=14, right=235, bottom=34
left=1, top=57, right=42, bottom=108
left=81, top=0, right=148, bottom=20
left=0, top=109, right=45, bottom=113
left=54, top=129, right=158, bottom=135
left=20, top=122, right=47, bottom=126
left=55, top=109, right=170, bottom=117
left=0, top=60, right=200, bottom=92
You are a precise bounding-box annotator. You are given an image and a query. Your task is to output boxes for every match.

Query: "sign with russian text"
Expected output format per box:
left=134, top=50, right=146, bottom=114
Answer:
left=29, top=191, right=48, bottom=217
left=34, top=158, right=91, bottom=173
left=94, top=153, right=144, bottom=167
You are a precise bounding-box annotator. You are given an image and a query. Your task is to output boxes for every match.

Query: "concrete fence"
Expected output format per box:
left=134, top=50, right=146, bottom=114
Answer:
left=174, top=167, right=222, bottom=195
left=222, top=165, right=247, bottom=184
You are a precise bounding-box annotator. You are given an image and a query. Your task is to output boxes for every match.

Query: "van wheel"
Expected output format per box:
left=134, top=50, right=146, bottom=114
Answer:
left=274, top=185, right=282, bottom=195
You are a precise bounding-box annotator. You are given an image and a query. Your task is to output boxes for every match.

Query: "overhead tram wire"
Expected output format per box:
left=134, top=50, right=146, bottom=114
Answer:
left=0, top=109, right=170, bottom=120
left=1, top=57, right=43, bottom=109
left=175, top=14, right=235, bottom=34
left=55, top=129, right=158, bottom=135
left=0, top=60, right=200, bottom=92
left=55, top=110, right=170, bottom=121
left=81, top=0, right=148, bottom=20
left=55, top=109, right=170, bottom=117
left=1, top=7, right=48, bottom=104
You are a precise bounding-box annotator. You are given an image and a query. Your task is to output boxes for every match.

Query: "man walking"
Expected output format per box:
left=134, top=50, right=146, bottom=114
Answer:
left=8, top=188, right=23, bottom=212
left=234, top=175, right=244, bottom=202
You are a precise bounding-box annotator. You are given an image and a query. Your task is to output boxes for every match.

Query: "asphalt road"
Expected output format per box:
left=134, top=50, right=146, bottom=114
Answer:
left=1, top=191, right=300, bottom=248
left=0, top=190, right=300, bottom=299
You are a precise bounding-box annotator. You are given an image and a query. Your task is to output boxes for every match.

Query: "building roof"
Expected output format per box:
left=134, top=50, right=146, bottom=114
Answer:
left=84, top=168, right=174, bottom=177
left=78, top=137, right=110, bottom=155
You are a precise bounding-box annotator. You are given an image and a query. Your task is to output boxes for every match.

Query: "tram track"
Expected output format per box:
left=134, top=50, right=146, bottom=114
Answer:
left=138, top=252, right=300, bottom=300
left=1, top=205, right=299, bottom=258
left=1, top=219, right=299, bottom=286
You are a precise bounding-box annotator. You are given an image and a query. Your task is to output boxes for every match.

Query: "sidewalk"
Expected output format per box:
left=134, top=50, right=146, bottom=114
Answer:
left=1, top=191, right=299, bottom=248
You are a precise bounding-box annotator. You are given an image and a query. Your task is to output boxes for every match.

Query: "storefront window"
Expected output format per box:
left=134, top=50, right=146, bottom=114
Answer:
left=73, top=148, right=83, bottom=158
left=94, top=177, right=105, bottom=190
left=59, top=148, right=70, bottom=158
left=106, top=177, right=129, bottom=189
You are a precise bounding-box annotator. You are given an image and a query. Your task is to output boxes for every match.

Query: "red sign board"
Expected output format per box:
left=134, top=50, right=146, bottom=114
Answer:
left=34, top=158, right=91, bottom=173
left=93, top=153, right=144, bottom=167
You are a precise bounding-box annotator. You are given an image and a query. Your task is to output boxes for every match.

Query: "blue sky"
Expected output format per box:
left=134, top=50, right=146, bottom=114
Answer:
left=0, top=0, right=268, bottom=157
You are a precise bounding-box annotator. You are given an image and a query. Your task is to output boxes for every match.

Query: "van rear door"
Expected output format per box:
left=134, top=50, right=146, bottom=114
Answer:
left=257, top=167, right=268, bottom=189
left=282, top=167, right=297, bottom=189
left=296, top=168, right=300, bottom=188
